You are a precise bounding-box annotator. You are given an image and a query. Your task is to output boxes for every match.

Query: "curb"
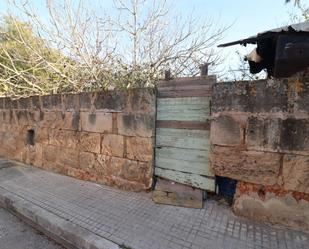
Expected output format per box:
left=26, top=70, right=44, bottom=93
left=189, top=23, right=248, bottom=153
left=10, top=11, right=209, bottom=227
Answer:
left=0, top=188, right=120, bottom=249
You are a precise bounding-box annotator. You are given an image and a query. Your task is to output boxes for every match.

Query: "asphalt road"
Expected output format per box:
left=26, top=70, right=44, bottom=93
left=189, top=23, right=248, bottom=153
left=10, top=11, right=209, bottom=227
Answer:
left=0, top=208, right=63, bottom=249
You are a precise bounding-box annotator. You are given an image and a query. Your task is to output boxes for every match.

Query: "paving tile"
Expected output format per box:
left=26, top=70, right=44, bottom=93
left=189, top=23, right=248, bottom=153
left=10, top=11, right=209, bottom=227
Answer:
left=0, top=162, right=308, bottom=249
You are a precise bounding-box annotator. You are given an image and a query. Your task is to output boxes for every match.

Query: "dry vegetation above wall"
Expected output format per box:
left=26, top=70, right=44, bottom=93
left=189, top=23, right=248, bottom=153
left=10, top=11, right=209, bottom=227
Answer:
left=0, top=88, right=156, bottom=191
left=0, top=0, right=227, bottom=97
left=210, top=74, right=309, bottom=231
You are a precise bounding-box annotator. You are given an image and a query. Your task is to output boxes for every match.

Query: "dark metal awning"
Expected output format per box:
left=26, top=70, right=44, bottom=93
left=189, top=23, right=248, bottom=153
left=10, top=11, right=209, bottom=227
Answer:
left=218, top=20, right=309, bottom=47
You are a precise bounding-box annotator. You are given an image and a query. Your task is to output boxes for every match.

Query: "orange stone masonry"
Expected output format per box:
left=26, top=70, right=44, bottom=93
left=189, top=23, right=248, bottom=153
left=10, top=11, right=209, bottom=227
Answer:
left=0, top=88, right=156, bottom=191
left=210, top=74, right=309, bottom=232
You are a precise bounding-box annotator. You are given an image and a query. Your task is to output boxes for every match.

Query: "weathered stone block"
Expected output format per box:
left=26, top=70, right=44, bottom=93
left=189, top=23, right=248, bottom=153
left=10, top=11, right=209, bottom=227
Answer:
left=212, top=80, right=288, bottom=113
left=126, top=137, right=153, bottom=162
left=79, top=92, right=93, bottom=110
left=42, top=159, right=66, bottom=174
left=35, top=127, right=49, bottom=144
left=60, top=147, right=79, bottom=168
left=15, top=110, right=29, bottom=126
left=63, top=93, right=80, bottom=111
left=1, top=111, right=10, bottom=124
left=11, top=99, right=18, bottom=109
left=234, top=181, right=309, bottom=232
left=96, top=154, right=112, bottom=175
left=0, top=124, right=4, bottom=133
left=43, top=145, right=79, bottom=169
left=127, top=88, right=156, bottom=114
left=39, top=111, right=58, bottom=128
left=93, top=89, right=155, bottom=113
left=2, top=131, right=23, bottom=161
left=245, top=117, right=309, bottom=155
left=94, top=90, right=126, bottom=111
left=49, top=129, right=79, bottom=149
left=31, top=96, right=41, bottom=110
left=0, top=111, right=3, bottom=124
left=2, top=110, right=12, bottom=123
left=101, top=134, right=124, bottom=157
left=42, top=145, right=58, bottom=163
left=246, top=116, right=281, bottom=151
left=80, top=132, right=100, bottom=153
left=41, top=94, right=62, bottom=110
left=27, top=111, right=41, bottom=126
left=0, top=146, right=7, bottom=158
left=65, top=166, right=98, bottom=182
left=292, top=78, right=309, bottom=113
left=3, top=125, right=22, bottom=137
left=282, top=154, right=309, bottom=193
left=0, top=98, right=4, bottom=109
left=116, top=158, right=139, bottom=181
left=4, top=98, right=18, bottom=109
left=7, top=134, right=27, bottom=161
left=248, top=80, right=288, bottom=113
left=117, top=113, right=155, bottom=138
left=80, top=152, right=100, bottom=173
left=0, top=112, right=7, bottom=125
left=69, top=111, right=80, bottom=130
left=101, top=175, right=148, bottom=191
left=280, top=118, right=309, bottom=154
left=212, top=81, right=249, bottom=113
left=9, top=111, right=18, bottom=126
left=109, top=157, right=151, bottom=184
left=80, top=112, right=112, bottom=133
left=40, top=111, right=80, bottom=130
left=210, top=115, right=243, bottom=146
left=18, top=97, right=31, bottom=109
left=210, top=146, right=281, bottom=185
left=21, top=143, right=43, bottom=167
left=4, top=98, right=12, bottom=109
left=0, top=112, right=5, bottom=124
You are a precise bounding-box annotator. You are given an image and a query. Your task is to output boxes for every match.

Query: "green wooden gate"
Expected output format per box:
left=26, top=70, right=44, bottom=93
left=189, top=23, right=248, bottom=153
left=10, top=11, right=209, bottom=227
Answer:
left=155, top=76, right=215, bottom=191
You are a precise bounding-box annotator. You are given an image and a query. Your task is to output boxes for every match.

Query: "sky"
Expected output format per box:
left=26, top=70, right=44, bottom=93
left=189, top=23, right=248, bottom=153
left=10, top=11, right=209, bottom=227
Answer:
left=0, top=0, right=306, bottom=78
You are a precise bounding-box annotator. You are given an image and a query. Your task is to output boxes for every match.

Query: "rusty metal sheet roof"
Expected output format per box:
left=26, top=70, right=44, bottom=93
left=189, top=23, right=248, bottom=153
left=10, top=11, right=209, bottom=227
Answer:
left=218, top=20, right=309, bottom=47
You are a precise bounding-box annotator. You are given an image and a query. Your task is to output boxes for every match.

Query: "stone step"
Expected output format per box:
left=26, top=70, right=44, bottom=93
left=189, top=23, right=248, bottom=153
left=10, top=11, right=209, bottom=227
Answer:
left=152, top=178, right=203, bottom=208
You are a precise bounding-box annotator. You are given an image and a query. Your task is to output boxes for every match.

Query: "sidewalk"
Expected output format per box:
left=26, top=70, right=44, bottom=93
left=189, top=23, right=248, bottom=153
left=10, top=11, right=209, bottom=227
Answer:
left=0, top=159, right=308, bottom=249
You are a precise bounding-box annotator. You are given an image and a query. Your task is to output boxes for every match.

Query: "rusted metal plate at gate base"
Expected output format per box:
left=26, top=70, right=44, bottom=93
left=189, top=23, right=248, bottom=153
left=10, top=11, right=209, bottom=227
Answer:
left=152, top=178, right=203, bottom=208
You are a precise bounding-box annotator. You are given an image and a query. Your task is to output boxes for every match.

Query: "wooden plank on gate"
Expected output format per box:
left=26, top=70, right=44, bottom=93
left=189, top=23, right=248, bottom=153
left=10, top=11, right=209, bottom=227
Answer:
left=155, top=167, right=215, bottom=191
left=157, top=97, right=210, bottom=121
left=156, top=155, right=213, bottom=176
left=156, top=120, right=210, bottom=130
left=157, top=89, right=211, bottom=98
left=157, top=96, right=210, bottom=107
left=156, top=146, right=212, bottom=175
left=157, top=75, right=216, bottom=87
left=156, top=128, right=210, bottom=150
left=157, top=84, right=211, bottom=92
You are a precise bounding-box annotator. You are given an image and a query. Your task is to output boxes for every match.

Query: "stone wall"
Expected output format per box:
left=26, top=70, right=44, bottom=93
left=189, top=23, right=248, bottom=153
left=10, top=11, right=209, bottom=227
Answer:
left=0, top=89, right=156, bottom=191
left=210, top=74, right=309, bottom=231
